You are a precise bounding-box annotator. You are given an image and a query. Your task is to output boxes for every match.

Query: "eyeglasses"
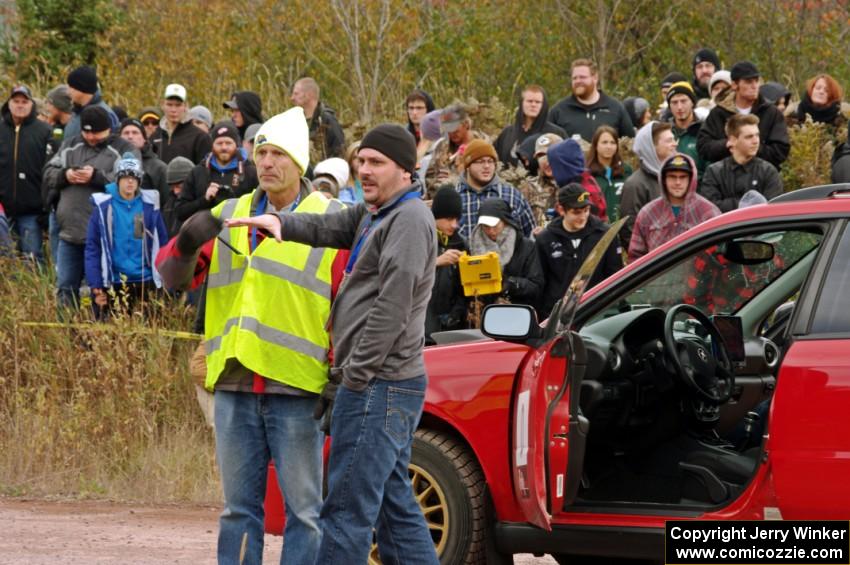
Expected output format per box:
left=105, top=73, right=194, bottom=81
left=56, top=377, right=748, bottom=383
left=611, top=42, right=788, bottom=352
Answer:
left=142, top=120, right=158, bottom=127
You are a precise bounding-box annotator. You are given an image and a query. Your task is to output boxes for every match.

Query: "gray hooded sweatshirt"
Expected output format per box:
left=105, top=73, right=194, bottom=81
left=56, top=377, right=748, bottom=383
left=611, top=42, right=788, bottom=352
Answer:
left=618, top=121, right=665, bottom=249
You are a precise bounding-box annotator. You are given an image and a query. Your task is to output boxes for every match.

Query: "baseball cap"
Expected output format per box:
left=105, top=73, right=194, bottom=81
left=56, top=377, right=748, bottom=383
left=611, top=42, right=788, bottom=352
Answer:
left=223, top=95, right=238, bottom=110
left=534, top=133, right=564, bottom=158
left=557, top=183, right=592, bottom=209
left=440, top=104, right=468, bottom=134
left=9, top=85, right=33, bottom=101
left=661, top=153, right=694, bottom=177
left=730, top=61, right=760, bottom=82
left=164, top=83, right=187, bottom=101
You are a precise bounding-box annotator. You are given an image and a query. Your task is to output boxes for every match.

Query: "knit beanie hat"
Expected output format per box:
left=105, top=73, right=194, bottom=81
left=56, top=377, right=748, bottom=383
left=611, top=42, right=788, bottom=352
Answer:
left=313, top=157, right=350, bottom=189
left=461, top=139, right=498, bottom=168
left=115, top=153, right=144, bottom=182
left=188, top=106, right=213, bottom=129
left=67, top=65, right=98, bottom=95
left=548, top=139, right=586, bottom=186
left=665, top=81, right=697, bottom=105
left=211, top=121, right=241, bottom=145
left=80, top=106, right=111, bottom=133
left=709, top=70, right=732, bottom=94
left=359, top=124, right=417, bottom=174
left=420, top=109, right=443, bottom=142
left=253, top=107, right=310, bottom=174
left=46, top=85, right=73, bottom=113
left=119, top=117, right=147, bottom=140
left=167, top=157, right=194, bottom=185
left=692, top=48, right=721, bottom=72
left=431, top=186, right=462, bottom=220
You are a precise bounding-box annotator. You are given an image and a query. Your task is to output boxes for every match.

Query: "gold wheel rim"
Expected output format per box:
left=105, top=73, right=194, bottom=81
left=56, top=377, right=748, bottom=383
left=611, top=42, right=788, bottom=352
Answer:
left=367, top=461, right=449, bottom=564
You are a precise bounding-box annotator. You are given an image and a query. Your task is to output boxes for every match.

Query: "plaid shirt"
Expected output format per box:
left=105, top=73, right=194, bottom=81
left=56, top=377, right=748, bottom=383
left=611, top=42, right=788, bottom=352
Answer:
left=456, top=175, right=536, bottom=240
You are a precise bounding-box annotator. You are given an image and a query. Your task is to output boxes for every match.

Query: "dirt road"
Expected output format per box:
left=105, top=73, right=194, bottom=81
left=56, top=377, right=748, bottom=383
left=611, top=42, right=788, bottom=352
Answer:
left=0, top=498, right=556, bottom=564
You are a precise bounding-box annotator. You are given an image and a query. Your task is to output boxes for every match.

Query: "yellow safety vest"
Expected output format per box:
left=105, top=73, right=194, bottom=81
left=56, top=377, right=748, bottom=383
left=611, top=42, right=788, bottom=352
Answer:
left=205, top=190, right=343, bottom=392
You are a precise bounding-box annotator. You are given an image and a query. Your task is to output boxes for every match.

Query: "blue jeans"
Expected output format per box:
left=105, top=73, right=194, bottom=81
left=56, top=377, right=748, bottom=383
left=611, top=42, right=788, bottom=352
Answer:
left=214, top=391, right=323, bottom=565
left=317, top=376, right=438, bottom=565
left=56, top=239, right=85, bottom=310
left=10, top=213, right=44, bottom=264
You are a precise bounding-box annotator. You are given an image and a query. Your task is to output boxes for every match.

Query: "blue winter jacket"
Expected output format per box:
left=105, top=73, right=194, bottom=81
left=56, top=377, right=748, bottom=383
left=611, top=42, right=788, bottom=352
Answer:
left=84, top=183, right=168, bottom=289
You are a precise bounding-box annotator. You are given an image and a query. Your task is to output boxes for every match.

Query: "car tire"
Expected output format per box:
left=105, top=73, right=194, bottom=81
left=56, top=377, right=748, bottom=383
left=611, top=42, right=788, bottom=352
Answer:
left=409, top=429, right=500, bottom=564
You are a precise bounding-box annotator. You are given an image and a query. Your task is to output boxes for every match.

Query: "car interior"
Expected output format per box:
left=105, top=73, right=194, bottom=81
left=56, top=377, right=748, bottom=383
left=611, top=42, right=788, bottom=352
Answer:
left=432, top=224, right=826, bottom=512
left=569, top=226, right=823, bottom=509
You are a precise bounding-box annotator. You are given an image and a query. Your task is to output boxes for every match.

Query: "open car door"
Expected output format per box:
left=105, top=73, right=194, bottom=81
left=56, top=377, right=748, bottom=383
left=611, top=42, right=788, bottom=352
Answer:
left=510, top=219, right=626, bottom=530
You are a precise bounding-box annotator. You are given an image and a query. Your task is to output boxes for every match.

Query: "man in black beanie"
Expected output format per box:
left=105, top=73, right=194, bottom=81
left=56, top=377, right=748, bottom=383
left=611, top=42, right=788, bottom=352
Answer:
left=43, top=105, right=138, bottom=312
left=691, top=48, right=721, bottom=100
left=225, top=123, right=439, bottom=564
left=64, top=65, right=119, bottom=141
left=174, top=121, right=257, bottom=223
left=425, top=186, right=468, bottom=343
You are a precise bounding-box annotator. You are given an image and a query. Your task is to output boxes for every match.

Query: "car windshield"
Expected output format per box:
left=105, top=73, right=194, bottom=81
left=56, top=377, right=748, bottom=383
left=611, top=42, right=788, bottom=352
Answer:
left=598, top=228, right=822, bottom=318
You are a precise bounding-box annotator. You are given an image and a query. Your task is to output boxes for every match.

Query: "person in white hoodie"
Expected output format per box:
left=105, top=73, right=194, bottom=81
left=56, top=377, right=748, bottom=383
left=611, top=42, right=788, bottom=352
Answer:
left=618, top=121, right=678, bottom=248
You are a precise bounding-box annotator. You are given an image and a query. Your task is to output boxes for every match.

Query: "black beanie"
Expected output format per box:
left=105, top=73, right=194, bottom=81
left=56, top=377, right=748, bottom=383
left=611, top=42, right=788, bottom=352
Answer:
left=431, top=187, right=462, bottom=220
left=692, top=48, right=720, bottom=72
left=80, top=106, right=111, bottom=133
left=359, top=124, right=417, bottom=173
left=661, top=71, right=688, bottom=88
left=120, top=117, right=147, bottom=140
left=67, top=65, right=99, bottom=95
left=211, top=121, right=241, bottom=145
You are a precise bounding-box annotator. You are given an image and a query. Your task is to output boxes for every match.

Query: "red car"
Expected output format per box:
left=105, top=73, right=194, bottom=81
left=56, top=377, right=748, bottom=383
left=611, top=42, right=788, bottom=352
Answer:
left=268, top=185, right=850, bottom=564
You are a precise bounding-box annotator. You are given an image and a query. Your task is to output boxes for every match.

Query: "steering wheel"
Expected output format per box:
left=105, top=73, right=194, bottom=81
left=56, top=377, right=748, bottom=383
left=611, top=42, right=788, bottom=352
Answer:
left=663, top=304, right=735, bottom=404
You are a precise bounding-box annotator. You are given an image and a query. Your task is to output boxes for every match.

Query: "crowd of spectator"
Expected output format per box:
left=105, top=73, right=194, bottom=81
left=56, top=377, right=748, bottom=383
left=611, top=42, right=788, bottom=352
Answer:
left=1, top=48, right=848, bottom=338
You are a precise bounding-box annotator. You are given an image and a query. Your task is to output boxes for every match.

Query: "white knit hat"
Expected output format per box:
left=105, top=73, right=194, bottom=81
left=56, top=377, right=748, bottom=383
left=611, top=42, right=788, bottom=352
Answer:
left=313, top=157, right=350, bottom=188
left=254, top=107, right=310, bottom=174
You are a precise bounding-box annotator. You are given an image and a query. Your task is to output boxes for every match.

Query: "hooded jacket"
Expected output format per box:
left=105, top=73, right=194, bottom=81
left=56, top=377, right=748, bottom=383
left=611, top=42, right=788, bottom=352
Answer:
left=406, top=90, right=435, bottom=142
left=84, top=183, right=168, bottom=289
left=618, top=121, right=665, bottom=248
left=546, top=139, right=607, bottom=221
left=150, top=117, right=212, bottom=165
left=42, top=135, right=140, bottom=244
left=548, top=91, right=635, bottom=142
left=696, top=89, right=790, bottom=169
left=0, top=98, right=53, bottom=217
left=629, top=153, right=720, bottom=262
left=230, top=91, right=265, bottom=139
left=494, top=91, right=566, bottom=167
left=535, top=214, right=622, bottom=317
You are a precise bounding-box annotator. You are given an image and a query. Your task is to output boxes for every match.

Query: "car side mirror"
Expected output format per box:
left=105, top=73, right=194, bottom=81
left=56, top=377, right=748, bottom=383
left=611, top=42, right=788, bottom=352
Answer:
left=723, top=240, right=775, bottom=265
left=481, top=304, right=540, bottom=342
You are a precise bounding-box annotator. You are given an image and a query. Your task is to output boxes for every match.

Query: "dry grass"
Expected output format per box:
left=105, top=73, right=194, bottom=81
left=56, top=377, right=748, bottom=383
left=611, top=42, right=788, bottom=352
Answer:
left=0, top=256, right=220, bottom=503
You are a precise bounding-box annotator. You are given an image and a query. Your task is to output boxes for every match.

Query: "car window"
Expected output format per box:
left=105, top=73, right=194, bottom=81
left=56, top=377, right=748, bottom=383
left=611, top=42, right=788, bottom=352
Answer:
left=810, top=224, right=850, bottom=335
left=590, top=228, right=822, bottom=322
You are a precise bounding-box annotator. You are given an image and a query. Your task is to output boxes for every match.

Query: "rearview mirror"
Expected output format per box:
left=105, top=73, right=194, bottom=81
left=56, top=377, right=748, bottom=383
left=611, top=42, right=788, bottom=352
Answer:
left=722, top=240, right=775, bottom=265
left=481, top=304, right=539, bottom=341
